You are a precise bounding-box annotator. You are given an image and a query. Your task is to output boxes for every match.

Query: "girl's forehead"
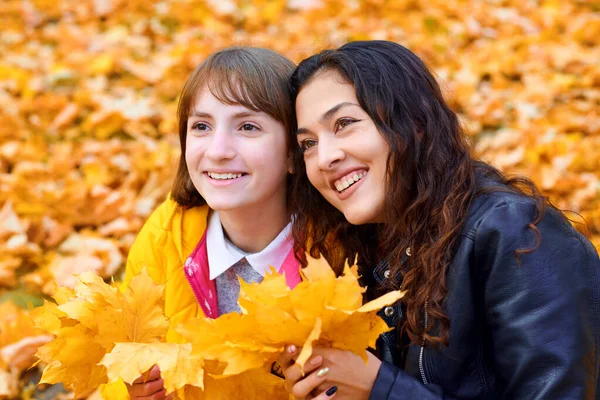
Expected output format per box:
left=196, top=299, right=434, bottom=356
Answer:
left=189, top=81, right=262, bottom=114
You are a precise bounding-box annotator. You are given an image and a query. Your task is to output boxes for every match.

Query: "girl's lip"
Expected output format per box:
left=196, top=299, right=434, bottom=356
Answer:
left=204, top=172, right=248, bottom=186
left=335, top=171, right=366, bottom=200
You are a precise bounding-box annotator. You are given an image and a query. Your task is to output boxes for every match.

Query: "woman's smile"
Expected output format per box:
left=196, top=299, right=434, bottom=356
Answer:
left=295, top=71, right=389, bottom=225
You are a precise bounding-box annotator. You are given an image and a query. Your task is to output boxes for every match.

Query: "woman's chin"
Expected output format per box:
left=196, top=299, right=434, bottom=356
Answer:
left=341, top=204, right=386, bottom=225
left=343, top=211, right=376, bottom=226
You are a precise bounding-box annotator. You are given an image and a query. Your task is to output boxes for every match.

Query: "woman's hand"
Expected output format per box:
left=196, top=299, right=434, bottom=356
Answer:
left=277, top=345, right=382, bottom=400
left=125, top=365, right=174, bottom=400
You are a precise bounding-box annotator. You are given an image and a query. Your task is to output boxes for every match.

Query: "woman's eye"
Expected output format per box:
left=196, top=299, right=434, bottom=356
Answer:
left=240, top=123, right=259, bottom=131
left=335, top=118, right=358, bottom=132
left=191, top=122, right=209, bottom=131
left=299, top=139, right=317, bottom=153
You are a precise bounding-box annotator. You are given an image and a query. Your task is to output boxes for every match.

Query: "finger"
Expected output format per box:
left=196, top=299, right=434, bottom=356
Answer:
left=127, top=378, right=165, bottom=397
left=310, top=386, right=338, bottom=399
left=165, top=393, right=176, bottom=400
left=278, top=345, right=298, bottom=369
left=284, top=355, right=322, bottom=391
left=291, top=366, right=331, bottom=399
left=133, top=365, right=161, bottom=384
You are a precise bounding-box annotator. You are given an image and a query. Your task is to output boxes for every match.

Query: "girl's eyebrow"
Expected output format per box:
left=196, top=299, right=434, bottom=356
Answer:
left=189, top=110, right=212, bottom=119
left=188, top=111, right=262, bottom=120
left=232, top=111, right=262, bottom=119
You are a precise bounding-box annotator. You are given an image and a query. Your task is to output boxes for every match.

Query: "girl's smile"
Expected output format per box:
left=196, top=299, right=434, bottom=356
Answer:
left=204, top=171, right=248, bottom=186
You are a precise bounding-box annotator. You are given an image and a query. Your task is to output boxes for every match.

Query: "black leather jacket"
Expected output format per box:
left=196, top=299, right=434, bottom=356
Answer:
left=369, top=191, right=600, bottom=399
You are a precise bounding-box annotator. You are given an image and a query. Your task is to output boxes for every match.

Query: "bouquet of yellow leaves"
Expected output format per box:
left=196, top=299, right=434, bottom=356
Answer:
left=33, top=255, right=404, bottom=399
left=180, top=255, right=404, bottom=375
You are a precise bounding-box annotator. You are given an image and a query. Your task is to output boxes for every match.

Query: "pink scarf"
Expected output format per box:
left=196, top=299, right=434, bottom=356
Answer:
left=183, top=231, right=301, bottom=319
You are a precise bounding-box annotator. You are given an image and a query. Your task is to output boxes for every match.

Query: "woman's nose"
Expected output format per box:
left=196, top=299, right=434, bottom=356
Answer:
left=316, top=136, right=345, bottom=171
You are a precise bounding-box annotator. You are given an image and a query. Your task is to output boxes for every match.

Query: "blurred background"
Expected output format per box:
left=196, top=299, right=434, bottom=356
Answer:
left=0, top=0, right=598, bottom=398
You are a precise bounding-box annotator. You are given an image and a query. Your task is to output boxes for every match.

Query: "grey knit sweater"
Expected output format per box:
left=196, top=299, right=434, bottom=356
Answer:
left=215, top=257, right=263, bottom=315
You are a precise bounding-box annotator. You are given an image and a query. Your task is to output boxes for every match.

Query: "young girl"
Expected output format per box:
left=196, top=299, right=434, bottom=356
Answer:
left=278, top=41, right=600, bottom=399
left=123, top=47, right=299, bottom=400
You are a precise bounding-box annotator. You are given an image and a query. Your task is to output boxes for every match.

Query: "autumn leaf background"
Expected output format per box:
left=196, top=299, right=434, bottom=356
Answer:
left=0, top=0, right=599, bottom=398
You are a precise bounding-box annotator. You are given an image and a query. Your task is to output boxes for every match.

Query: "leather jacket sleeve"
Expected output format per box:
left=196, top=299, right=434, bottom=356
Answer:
left=370, top=198, right=600, bottom=399
left=474, top=199, right=598, bottom=399
left=370, top=361, right=455, bottom=399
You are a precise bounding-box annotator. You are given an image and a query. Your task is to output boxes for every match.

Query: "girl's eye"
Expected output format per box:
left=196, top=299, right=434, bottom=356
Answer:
left=191, top=122, right=210, bottom=131
left=240, top=123, right=259, bottom=131
left=299, top=139, right=317, bottom=153
left=334, top=117, right=359, bottom=132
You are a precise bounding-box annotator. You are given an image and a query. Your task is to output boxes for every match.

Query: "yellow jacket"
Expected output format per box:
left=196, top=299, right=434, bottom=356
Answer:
left=123, top=196, right=209, bottom=343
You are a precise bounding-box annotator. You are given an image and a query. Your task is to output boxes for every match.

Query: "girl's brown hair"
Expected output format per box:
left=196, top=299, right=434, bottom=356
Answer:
left=171, top=47, right=296, bottom=207
left=289, top=41, right=552, bottom=347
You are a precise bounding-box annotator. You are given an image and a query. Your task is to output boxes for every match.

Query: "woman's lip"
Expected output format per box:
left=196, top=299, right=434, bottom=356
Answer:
left=335, top=171, right=366, bottom=200
left=329, top=167, right=368, bottom=190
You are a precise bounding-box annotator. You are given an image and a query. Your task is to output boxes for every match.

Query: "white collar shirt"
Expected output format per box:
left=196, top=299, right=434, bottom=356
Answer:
left=206, top=211, right=293, bottom=281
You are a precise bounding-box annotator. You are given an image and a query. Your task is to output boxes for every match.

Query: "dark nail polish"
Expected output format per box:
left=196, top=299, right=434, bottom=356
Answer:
left=326, top=386, right=338, bottom=396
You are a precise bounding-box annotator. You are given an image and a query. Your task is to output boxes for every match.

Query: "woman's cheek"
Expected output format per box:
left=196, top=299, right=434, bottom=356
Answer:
left=305, top=162, right=322, bottom=190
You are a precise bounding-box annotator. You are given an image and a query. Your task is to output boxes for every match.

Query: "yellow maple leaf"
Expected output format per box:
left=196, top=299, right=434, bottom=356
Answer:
left=99, top=342, right=204, bottom=393
left=201, top=367, right=292, bottom=400
left=34, top=269, right=171, bottom=397
left=295, top=317, right=323, bottom=371
left=37, top=324, right=108, bottom=398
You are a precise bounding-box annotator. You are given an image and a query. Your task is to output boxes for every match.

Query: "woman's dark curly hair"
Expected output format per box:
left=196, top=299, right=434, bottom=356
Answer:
left=289, top=41, right=551, bottom=347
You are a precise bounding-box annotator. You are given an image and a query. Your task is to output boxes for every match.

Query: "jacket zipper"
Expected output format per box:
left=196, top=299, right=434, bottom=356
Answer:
left=184, top=262, right=214, bottom=317
left=419, top=299, right=429, bottom=385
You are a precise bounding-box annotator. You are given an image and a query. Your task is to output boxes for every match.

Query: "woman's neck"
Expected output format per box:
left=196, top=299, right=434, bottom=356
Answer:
left=218, top=194, right=290, bottom=254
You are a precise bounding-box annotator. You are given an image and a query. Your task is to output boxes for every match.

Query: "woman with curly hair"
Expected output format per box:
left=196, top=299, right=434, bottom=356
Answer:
left=277, top=40, right=600, bottom=399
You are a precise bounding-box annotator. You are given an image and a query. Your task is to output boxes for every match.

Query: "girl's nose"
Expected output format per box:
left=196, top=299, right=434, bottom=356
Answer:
left=205, top=129, right=236, bottom=161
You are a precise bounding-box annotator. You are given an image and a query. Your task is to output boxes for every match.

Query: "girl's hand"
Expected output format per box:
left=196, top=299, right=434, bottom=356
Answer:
left=277, top=345, right=382, bottom=400
left=125, top=365, right=174, bottom=400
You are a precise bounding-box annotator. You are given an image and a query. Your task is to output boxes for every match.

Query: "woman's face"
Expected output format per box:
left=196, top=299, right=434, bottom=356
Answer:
left=295, top=71, right=390, bottom=225
left=185, top=85, right=290, bottom=212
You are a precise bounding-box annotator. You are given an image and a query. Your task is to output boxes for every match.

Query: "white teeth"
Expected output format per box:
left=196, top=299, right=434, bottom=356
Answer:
left=208, top=172, right=242, bottom=180
left=334, top=171, right=366, bottom=193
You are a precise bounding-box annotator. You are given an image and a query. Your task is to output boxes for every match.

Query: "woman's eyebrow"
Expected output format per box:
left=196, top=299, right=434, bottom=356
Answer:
left=296, top=127, right=311, bottom=136
left=319, top=102, right=360, bottom=124
left=296, top=102, right=360, bottom=135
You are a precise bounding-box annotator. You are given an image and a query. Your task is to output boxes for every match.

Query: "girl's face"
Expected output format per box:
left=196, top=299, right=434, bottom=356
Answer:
left=296, top=71, right=390, bottom=225
left=186, top=86, right=290, bottom=212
